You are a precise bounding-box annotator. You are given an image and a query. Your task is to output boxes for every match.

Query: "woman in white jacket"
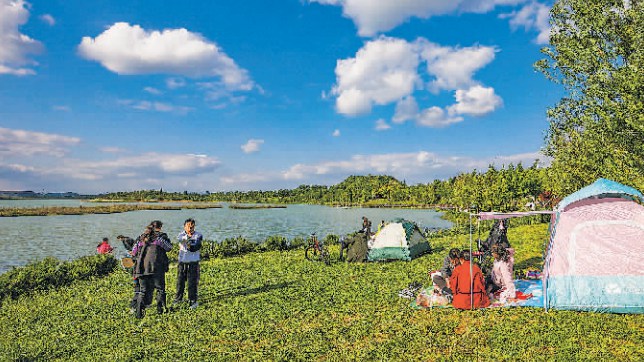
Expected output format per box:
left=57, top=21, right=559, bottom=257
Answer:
left=488, top=245, right=517, bottom=303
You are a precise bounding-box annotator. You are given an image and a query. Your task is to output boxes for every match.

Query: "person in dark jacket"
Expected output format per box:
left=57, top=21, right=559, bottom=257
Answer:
left=132, top=220, right=173, bottom=318
left=429, top=248, right=460, bottom=301
left=361, top=216, right=372, bottom=236
left=117, top=235, right=136, bottom=251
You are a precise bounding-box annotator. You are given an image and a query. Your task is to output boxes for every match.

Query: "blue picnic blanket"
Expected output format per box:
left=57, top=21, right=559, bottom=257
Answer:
left=511, top=279, right=543, bottom=308
left=411, top=279, right=544, bottom=310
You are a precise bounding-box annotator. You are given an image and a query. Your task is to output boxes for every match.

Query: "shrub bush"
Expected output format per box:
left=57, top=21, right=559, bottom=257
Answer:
left=288, top=236, right=306, bottom=250
left=0, top=254, right=117, bottom=303
left=261, top=235, right=289, bottom=251
left=212, top=236, right=257, bottom=258
left=323, top=234, right=339, bottom=245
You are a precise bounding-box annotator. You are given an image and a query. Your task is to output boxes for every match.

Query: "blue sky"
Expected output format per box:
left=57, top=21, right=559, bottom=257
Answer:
left=0, top=0, right=558, bottom=193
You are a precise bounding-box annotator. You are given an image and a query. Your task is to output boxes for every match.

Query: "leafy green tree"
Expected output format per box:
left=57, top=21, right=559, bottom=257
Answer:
left=536, top=0, right=644, bottom=196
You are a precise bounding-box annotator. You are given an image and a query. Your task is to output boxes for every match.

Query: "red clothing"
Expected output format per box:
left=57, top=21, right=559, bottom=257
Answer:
left=451, top=261, right=490, bottom=310
left=97, top=241, right=114, bottom=254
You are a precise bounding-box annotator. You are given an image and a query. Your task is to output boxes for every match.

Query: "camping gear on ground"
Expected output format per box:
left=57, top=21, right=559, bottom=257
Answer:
left=344, top=233, right=369, bottom=262
left=121, top=257, right=134, bottom=269
left=478, top=219, right=510, bottom=253
left=525, top=270, right=541, bottom=279
left=543, top=178, right=644, bottom=314
left=412, top=280, right=540, bottom=310
left=398, top=281, right=423, bottom=299
left=367, top=219, right=430, bottom=261
left=415, top=288, right=450, bottom=308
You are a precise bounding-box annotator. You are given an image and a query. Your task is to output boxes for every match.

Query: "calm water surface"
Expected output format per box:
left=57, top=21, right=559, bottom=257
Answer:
left=0, top=201, right=451, bottom=273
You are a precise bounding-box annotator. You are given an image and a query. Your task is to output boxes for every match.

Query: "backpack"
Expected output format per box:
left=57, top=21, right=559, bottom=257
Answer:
left=480, top=219, right=510, bottom=252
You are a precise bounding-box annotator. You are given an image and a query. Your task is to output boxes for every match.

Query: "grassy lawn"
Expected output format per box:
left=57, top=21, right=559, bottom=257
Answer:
left=1, top=223, right=642, bottom=361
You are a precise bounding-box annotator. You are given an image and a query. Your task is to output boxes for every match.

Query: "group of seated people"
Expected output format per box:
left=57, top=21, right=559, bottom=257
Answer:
left=429, top=244, right=516, bottom=309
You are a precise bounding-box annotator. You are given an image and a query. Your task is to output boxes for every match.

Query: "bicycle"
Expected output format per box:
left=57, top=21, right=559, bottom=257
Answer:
left=305, top=233, right=330, bottom=265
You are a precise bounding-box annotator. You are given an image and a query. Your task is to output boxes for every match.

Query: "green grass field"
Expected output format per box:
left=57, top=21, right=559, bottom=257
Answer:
left=1, top=224, right=642, bottom=361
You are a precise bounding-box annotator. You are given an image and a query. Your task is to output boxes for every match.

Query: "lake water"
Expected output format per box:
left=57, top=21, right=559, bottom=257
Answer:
left=0, top=201, right=451, bottom=273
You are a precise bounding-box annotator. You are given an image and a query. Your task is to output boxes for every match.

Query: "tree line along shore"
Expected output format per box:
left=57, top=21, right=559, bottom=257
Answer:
left=0, top=203, right=223, bottom=217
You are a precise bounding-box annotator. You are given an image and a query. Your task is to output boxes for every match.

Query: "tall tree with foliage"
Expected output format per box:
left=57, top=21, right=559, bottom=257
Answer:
left=536, top=0, right=644, bottom=196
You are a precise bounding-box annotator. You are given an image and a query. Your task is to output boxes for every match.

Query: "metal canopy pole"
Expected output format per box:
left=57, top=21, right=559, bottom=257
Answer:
left=469, top=212, right=473, bottom=308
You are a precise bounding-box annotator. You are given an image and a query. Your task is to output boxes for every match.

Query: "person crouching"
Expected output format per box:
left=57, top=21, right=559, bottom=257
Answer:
left=96, top=237, right=114, bottom=254
left=430, top=248, right=460, bottom=302
left=173, top=218, right=203, bottom=309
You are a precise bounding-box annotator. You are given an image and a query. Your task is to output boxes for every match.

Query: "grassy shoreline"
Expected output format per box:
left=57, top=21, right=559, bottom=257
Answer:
left=1, top=223, right=641, bottom=360
left=0, top=203, right=223, bottom=217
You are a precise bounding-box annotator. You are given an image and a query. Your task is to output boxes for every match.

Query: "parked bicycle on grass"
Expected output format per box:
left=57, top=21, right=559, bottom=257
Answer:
left=304, top=233, right=330, bottom=265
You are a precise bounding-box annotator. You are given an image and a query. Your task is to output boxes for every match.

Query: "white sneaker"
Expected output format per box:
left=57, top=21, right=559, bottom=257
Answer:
left=189, top=301, right=198, bottom=309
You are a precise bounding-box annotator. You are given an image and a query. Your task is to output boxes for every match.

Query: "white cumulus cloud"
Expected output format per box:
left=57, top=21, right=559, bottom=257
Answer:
left=1, top=152, right=221, bottom=192
left=332, top=36, right=420, bottom=116
left=332, top=129, right=341, bottom=137
left=166, top=77, right=186, bottom=89
left=143, top=87, right=162, bottom=95
left=332, top=38, right=501, bottom=127
left=78, top=22, right=254, bottom=90
left=241, top=139, right=264, bottom=154
left=417, top=106, right=464, bottom=127
left=220, top=172, right=275, bottom=185
left=502, top=2, right=551, bottom=44
left=375, top=119, right=391, bottom=131
left=39, top=13, right=55, bottom=26
left=393, top=96, right=420, bottom=124
left=118, top=99, right=193, bottom=114
left=0, top=127, right=80, bottom=157
left=309, top=0, right=527, bottom=37
left=0, top=0, right=43, bottom=75
left=447, top=85, right=503, bottom=116
left=18, top=152, right=219, bottom=183
left=281, top=150, right=546, bottom=182
left=417, top=40, right=498, bottom=93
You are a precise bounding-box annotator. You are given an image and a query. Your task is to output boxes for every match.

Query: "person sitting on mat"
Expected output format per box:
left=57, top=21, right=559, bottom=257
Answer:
left=451, top=250, right=490, bottom=310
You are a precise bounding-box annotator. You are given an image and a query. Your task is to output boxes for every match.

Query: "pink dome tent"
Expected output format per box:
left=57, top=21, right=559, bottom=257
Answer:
left=543, top=178, right=644, bottom=313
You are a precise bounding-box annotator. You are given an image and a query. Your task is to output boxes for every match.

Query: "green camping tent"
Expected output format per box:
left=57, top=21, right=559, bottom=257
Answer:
left=367, top=219, right=430, bottom=261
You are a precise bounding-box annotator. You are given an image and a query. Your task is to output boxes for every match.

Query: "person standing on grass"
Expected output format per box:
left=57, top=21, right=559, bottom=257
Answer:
left=132, top=220, right=172, bottom=318
left=173, top=218, right=203, bottom=309
left=361, top=216, right=372, bottom=236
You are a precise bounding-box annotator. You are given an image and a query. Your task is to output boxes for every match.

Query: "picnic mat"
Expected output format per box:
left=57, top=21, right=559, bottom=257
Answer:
left=410, top=279, right=543, bottom=310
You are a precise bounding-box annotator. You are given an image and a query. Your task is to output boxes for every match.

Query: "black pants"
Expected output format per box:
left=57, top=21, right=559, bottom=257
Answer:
left=486, top=275, right=501, bottom=294
left=136, top=273, right=167, bottom=314
left=175, top=262, right=200, bottom=302
left=129, top=277, right=140, bottom=309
